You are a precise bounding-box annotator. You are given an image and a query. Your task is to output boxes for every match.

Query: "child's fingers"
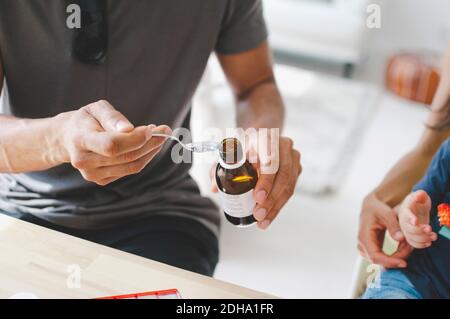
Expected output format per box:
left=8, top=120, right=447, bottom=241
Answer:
left=404, top=222, right=435, bottom=246
left=412, top=190, right=429, bottom=205
left=404, top=222, right=427, bottom=235
left=411, top=190, right=432, bottom=224
left=406, top=228, right=437, bottom=248
left=403, top=190, right=432, bottom=225
left=420, top=226, right=438, bottom=240
left=407, top=237, right=432, bottom=249
left=400, top=197, right=419, bottom=226
left=407, top=232, right=433, bottom=244
left=403, top=191, right=426, bottom=210
left=420, top=224, right=432, bottom=233
left=409, top=215, right=418, bottom=226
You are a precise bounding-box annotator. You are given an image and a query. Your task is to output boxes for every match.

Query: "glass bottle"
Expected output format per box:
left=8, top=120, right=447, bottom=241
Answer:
left=215, top=138, right=258, bottom=227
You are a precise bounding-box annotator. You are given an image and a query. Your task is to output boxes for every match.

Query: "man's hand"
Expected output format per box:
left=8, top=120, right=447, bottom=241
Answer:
left=399, top=190, right=438, bottom=249
left=251, top=136, right=301, bottom=229
left=211, top=134, right=301, bottom=230
left=358, top=193, right=413, bottom=268
left=55, top=100, right=171, bottom=185
left=216, top=42, right=300, bottom=229
left=210, top=135, right=301, bottom=230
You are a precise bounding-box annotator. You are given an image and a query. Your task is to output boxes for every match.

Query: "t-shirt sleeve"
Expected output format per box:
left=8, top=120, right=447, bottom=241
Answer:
left=215, top=0, right=268, bottom=55
left=413, top=139, right=450, bottom=211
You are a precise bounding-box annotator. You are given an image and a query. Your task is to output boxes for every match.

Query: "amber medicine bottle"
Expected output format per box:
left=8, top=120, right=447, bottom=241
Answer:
left=215, top=138, right=258, bottom=227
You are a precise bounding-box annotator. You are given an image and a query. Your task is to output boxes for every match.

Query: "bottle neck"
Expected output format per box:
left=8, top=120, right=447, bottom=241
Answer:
left=218, top=152, right=246, bottom=169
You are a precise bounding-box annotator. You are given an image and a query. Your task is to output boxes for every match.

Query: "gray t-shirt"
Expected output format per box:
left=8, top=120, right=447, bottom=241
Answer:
left=0, top=0, right=267, bottom=236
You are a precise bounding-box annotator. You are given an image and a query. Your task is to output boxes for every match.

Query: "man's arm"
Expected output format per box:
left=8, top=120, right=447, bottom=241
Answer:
left=372, top=127, right=450, bottom=208
left=218, top=42, right=284, bottom=130
left=217, top=42, right=301, bottom=230
left=0, top=55, right=169, bottom=182
left=0, top=55, right=63, bottom=173
left=0, top=54, right=61, bottom=172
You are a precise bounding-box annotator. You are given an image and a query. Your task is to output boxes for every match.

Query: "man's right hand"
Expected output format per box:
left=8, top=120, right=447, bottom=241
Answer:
left=358, top=192, right=414, bottom=268
left=54, top=100, right=171, bottom=186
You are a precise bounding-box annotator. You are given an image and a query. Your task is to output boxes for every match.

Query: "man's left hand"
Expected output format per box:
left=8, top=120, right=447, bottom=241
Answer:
left=210, top=134, right=301, bottom=230
left=252, top=136, right=301, bottom=229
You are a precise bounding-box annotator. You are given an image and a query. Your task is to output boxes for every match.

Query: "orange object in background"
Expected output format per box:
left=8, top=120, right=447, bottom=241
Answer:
left=385, top=53, right=441, bottom=105
left=438, top=203, right=450, bottom=228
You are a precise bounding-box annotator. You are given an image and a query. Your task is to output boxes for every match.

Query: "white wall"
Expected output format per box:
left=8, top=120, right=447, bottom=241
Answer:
left=357, top=0, right=450, bottom=83
left=367, top=0, right=450, bottom=54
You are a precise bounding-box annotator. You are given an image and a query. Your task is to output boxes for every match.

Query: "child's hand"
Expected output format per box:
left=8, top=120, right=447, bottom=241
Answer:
left=399, top=190, right=438, bottom=249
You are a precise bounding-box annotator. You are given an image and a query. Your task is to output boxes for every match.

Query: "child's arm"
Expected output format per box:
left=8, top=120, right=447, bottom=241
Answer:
left=398, top=190, right=438, bottom=249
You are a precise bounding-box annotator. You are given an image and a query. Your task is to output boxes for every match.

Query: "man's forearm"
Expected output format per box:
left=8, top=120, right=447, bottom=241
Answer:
left=374, top=129, right=450, bottom=207
left=235, top=79, right=285, bottom=131
left=373, top=123, right=450, bottom=207
left=0, top=114, right=65, bottom=173
left=372, top=149, right=435, bottom=207
left=0, top=55, right=66, bottom=173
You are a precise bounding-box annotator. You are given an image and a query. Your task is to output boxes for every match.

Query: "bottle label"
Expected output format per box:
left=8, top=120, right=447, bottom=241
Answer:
left=218, top=189, right=256, bottom=218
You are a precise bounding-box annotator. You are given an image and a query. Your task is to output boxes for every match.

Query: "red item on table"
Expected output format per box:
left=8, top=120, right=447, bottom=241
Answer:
left=97, top=289, right=181, bottom=299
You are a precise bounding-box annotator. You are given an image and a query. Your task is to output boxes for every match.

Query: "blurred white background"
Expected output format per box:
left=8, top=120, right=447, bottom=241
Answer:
left=190, top=0, right=450, bottom=298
